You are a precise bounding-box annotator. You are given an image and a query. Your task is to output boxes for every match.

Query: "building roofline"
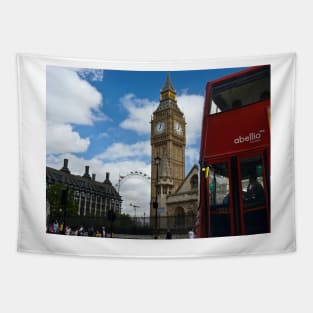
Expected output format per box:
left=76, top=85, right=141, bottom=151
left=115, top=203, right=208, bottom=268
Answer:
left=173, top=164, right=198, bottom=194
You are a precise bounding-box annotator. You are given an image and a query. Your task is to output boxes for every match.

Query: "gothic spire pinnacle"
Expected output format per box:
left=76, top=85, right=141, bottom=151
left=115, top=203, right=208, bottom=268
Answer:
left=162, top=72, right=175, bottom=92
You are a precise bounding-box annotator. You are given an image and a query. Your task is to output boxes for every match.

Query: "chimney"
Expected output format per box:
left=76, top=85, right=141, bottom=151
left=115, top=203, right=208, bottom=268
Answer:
left=83, top=165, right=91, bottom=179
left=104, top=172, right=111, bottom=184
left=60, top=158, right=70, bottom=174
left=92, top=173, right=96, bottom=181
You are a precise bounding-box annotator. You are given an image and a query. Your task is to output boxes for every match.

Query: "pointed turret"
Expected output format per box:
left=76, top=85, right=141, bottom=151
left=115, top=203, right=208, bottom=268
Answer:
left=158, top=72, right=179, bottom=111
left=161, top=73, right=175, bottom=92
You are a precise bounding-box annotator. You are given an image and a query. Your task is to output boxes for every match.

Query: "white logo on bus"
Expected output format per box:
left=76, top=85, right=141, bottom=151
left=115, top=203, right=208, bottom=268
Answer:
left=234, top=130, right=264, bottom=144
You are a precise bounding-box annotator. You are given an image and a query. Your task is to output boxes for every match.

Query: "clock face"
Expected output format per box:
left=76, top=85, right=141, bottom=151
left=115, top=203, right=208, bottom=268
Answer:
left=174, top=121, right=183, bottom=136
left=155, top=121, right=165, bottom=134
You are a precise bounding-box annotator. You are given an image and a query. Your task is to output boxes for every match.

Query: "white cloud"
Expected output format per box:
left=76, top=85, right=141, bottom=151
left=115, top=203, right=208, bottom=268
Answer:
left=177, top=94, right=204, bottom=145
left=46, top=153, right=151, bottom=216
left=186, top=147, right=199, bottom=166
left=119, top=94, right=157, bottom=135
left=46, top=123, right=90, bottom=154
left=47, top=66, right=106, bottom=125
left=46, top=66, right=110, bottom=155
left=77, top=69, right=104, bottom=82
left=96, top=140, right=151, bottom=161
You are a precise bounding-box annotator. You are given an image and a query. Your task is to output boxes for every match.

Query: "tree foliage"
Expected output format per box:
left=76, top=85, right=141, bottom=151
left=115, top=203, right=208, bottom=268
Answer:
left=46, top=183, right=78, bottom=217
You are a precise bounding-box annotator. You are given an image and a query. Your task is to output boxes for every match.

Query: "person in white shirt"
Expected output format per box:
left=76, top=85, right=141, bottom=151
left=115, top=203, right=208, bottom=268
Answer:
left=188, top=229, right=195, bottom=239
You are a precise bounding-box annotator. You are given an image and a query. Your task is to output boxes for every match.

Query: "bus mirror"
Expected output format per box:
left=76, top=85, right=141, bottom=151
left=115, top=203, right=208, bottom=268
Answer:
left=201, top=167, right=210, bottom=178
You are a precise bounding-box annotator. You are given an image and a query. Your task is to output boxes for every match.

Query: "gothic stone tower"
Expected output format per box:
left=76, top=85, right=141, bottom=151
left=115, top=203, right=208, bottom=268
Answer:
left=150, top=74, right=186, bottom=217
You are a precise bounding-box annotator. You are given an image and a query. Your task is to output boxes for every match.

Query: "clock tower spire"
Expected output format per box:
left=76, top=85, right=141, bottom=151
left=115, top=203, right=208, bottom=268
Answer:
left=150, top=73, right=186, bottom=218
left=162, top=72, right=175, bottom=92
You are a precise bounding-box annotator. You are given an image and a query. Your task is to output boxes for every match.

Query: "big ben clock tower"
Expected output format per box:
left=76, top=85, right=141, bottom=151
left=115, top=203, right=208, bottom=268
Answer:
left=150, top=73, right=186, bottom=217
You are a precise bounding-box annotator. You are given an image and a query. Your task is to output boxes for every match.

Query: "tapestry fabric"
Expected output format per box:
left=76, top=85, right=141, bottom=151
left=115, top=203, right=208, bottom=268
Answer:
left=17, top=53, right=296, bottom=257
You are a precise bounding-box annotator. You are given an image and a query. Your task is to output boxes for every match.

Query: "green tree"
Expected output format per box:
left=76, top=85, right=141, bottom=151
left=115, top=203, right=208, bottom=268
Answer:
left=66, top=189, right=78, bottom=216
left=46, top=183, right=78, bottom=217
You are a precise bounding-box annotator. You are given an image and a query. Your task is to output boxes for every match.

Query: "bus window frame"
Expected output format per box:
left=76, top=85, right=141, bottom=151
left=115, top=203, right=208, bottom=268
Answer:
left=236, top=148, right=270, bottom=234
left=204, top=147, right=270, bottom=237
left=202, top=157, right=235, bottom=237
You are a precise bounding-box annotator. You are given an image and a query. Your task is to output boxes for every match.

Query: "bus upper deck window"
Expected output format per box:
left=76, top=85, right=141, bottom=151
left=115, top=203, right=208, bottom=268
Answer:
left=232, top=99, right=242, bottom=109
left=209, top=66, right=270, bottom=115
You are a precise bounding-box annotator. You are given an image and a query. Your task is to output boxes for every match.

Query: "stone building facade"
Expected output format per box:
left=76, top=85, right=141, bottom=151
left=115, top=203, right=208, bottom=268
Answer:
left=166, top=165, right=198, bottom=227
left=150, top=74, right=199, bottom=228
left=46, top=159, right=122, bottom=217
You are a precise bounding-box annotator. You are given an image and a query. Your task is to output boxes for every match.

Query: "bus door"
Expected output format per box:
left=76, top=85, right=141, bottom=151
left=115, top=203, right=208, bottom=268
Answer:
left=206, top=159, right=235, bottom=237
left=237, top=150, right=270, bottom=235
left=205, top=150, right=270, bottom=237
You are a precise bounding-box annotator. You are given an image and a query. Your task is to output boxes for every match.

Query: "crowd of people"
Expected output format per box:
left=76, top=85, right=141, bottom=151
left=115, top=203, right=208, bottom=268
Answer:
left=47, top=220, right=108, bottom=237
left=47, top=220, right=196, bottom=239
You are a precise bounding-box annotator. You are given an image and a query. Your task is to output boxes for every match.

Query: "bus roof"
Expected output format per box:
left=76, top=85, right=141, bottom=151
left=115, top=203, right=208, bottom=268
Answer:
left=205, top=65, right=270, bottom=91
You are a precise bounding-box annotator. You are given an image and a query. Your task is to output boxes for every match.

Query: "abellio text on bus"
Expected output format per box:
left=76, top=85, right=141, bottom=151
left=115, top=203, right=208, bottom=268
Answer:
left=197, top=65, right=270, bottom=238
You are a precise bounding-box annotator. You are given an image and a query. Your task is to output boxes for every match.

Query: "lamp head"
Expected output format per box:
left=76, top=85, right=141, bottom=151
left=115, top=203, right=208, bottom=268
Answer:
left=154, top=156, right=161, bottom=165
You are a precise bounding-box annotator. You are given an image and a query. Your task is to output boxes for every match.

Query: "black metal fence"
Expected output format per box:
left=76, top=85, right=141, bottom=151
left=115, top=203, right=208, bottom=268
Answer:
left=47, top=213, right=196, bottom=236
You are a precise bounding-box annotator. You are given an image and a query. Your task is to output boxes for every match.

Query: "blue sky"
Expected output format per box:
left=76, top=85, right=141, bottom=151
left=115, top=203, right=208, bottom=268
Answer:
left=46, top=65, right=245, bottom=215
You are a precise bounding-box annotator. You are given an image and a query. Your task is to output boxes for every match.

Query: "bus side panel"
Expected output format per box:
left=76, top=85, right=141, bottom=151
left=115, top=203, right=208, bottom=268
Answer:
left=202, top=101, right=270, bottom=159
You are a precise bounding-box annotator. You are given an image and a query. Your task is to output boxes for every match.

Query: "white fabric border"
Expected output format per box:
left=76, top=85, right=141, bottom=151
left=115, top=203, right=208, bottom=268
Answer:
left=17, top=53, right=296, bottom=258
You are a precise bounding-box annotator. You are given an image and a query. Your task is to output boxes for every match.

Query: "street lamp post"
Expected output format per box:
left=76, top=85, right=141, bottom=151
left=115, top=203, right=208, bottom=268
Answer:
left=153, top=156, right=161, bottom=239
left=60, top=186, right=69, bottom=235
left=107, top=198, right=116, bottom=238
left=111, top=198, right=115, bottom=238
left=130, top=202, right=140, bottom=235
left=143, top=212, right=146, bottom=227
left=130, top=202, right=140, bottom=218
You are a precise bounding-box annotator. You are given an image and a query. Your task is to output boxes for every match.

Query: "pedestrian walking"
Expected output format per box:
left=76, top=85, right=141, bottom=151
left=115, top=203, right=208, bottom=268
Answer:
left=65, top=225, right=71, bottom=235
left=165, top=229, right=172, bottom=239
left=88, top=226, right=94, bottom=237
left=78, top=225, right=84, bottom=236
left=59, top=222, right=64, bottom=234
left=188, top=229, right=195, bottom=239
left=53, top=220, right=59, bottom=234
left=48, top=223, right=54, bottom=233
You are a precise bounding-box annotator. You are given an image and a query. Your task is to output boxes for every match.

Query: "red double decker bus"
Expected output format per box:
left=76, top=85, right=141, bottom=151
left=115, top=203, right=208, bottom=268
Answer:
left=197, top=65, right=270, bottom=238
